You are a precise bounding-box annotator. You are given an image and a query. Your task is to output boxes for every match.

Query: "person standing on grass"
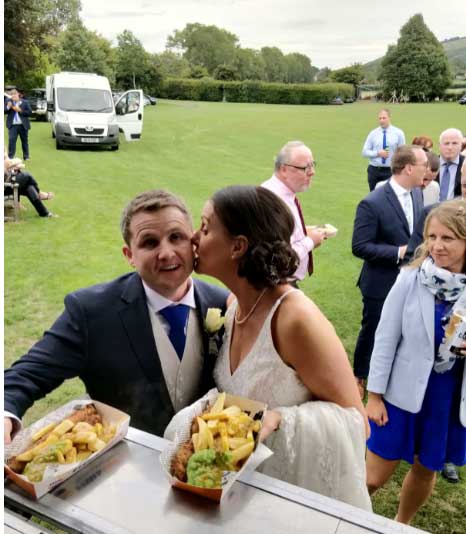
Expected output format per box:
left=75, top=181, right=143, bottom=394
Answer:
left=436, top=128, right=464, bottom=201
left=4, top=190, right=228, bottom=442
left=4, top=88, right=32, bottom=161
left=352, top=145, right=425, bottom=398
left=366, top=200, right=466, bottom=524
left=362, top=108, right=405, bottom=191
left=262, top=141, right=326, bottom=285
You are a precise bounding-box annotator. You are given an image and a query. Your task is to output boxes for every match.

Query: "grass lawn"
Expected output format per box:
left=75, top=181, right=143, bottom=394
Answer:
left=4, top=100, right=465, bottom=532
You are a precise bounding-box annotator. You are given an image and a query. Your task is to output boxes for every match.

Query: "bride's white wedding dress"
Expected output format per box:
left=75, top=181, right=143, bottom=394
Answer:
left=213, top=289, right=372, bottom=511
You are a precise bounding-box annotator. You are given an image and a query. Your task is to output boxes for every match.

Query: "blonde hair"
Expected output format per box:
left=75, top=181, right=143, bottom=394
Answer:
left=410, top=199, right=466, bottom=271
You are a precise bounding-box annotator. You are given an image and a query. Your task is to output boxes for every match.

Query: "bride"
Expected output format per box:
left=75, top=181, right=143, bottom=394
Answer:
left=192, top=185, right=371, bottom=510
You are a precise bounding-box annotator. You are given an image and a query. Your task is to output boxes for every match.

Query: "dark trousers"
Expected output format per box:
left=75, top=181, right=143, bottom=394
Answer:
left=5, top=171, right=49, bottom=217
left=8, top=124, right=30, bottom=159
left=353, top=297, right=385, bottom=379
left=367, top=165, right=391, bottom=191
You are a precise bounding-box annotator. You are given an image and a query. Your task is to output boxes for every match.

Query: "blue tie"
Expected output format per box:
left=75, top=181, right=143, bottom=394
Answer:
left=159, top=305, right=190, bottom=360
left=381, top=130, right=387, bottom=164
left=439, top=162, right=452, bottom=201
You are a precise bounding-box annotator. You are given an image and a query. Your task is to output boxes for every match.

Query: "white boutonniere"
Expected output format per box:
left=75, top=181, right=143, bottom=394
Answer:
left=204, top=308, right=225, bottom=333
left=204, top=308, right=225, bottom=359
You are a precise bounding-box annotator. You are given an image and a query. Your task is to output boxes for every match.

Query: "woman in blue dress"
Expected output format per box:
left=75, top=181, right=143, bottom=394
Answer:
left=365, top=199, right=466, bottom=524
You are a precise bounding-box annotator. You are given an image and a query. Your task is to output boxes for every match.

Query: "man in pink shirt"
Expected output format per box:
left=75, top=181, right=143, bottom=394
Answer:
left=262, top=141, right=326, bottom=283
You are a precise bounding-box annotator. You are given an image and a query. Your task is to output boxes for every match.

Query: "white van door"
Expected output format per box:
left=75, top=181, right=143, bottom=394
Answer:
left=115, top=90, right=144, bottom=141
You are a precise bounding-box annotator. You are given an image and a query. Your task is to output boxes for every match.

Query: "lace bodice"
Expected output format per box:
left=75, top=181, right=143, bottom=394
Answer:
left=213, top=289, right=312, bottom=408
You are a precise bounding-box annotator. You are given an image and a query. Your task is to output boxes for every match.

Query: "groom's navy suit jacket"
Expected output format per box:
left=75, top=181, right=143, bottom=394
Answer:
left=4, top=273, right=228, bottom=437
left=352, top=181, right=423, bottom=300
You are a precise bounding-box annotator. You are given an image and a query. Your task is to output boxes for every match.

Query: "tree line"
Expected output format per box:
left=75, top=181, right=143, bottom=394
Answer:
left=4, top=3, right=452, bottom=102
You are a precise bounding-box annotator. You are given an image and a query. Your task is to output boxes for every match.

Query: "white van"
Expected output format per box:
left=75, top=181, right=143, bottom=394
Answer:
left=46, top=72, right=144, bottom=150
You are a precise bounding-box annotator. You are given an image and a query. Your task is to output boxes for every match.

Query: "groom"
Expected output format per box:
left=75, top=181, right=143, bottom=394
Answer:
left=4, top=190, right=228, bottom=442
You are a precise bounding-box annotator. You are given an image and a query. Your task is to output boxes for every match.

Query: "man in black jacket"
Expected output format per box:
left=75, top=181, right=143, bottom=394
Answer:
left=4, top=190, right=228, bottom=441
left=437, top=128, right=464, bottom=201
left=352, top=146, right=426, bottom=397
left=4, top=88, right=32, bottom=160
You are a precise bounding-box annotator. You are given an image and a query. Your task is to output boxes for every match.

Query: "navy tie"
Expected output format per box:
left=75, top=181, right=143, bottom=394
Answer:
left=439, top=162, right=452, bottom=201
left=381, top=130, right=387, bottom=164
left=159, top=305, right=190, bottom=360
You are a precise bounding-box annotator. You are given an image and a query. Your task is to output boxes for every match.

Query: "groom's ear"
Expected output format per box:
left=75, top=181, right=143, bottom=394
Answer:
left=231, top=235, right=248, bottom=260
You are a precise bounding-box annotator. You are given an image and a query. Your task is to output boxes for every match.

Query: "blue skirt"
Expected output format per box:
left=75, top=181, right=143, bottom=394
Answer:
left=367, top=359, right=466, bottom=471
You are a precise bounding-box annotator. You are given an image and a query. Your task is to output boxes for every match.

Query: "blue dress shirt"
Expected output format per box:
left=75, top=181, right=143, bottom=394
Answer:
left=362, top=125, right=406, bottom=168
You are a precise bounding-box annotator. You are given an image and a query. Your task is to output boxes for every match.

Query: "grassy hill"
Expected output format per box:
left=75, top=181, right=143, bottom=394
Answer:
left=362, top=36, right=466, bottom=82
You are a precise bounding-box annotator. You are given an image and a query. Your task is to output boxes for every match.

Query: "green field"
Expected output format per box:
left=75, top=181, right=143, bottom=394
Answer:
left=4, top=100, right=465, bottom=532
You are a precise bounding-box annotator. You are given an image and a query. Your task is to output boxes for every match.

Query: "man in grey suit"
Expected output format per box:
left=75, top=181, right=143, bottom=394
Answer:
left=352, top=146, right=426, bottom=397
left=4, top=190, right=228, bottom=442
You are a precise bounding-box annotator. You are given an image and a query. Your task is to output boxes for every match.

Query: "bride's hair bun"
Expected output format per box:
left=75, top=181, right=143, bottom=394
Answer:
left=239, top=239, right=297, bottom=287
left=212, top=186, right=299, bottom=289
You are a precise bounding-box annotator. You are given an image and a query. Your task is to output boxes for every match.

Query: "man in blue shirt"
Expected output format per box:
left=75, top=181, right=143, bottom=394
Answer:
left=362, top=109, right=406, bottom=191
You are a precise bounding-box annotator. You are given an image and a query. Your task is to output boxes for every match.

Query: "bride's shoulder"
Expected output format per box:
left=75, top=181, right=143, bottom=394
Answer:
left=275, top=289, right=320, bottom=327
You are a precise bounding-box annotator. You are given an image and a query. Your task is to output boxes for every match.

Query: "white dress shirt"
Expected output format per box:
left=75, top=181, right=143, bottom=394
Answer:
left=262, top=175, right=314, bottom=281
left=390, top=178, right=413, bottom=234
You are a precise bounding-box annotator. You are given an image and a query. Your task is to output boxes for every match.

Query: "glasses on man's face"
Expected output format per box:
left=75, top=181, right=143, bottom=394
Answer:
left=284, top=162, right=317, bottom=172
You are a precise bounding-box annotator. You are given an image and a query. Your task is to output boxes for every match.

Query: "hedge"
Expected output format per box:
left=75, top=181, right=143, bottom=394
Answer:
left=156, top=78, right=354, bottom=105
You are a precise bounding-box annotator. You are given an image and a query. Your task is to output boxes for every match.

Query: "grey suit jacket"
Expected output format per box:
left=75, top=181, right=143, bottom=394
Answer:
left=367, top=268, right=466, bottom=426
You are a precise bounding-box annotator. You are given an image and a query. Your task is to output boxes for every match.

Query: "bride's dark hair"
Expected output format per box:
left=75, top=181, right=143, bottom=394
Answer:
left=211, top=185, right=299, bottom=289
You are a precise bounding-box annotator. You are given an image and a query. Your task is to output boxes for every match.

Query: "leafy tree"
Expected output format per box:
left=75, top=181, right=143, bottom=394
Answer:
left=167, top=23, right=239, bottom=75
left=139, top=54, right=164, bottom=94
left=213, top=64, right=238, bottom=81
left=315, top=67, right=332, bottom=82
left=234, top=48, right=266, bottom=81
left=285, top=53, right=314, bottom=83
left=116, top=30, right=149, bottom=89
left=189, top=65, right=209, bottom=79
left=261, top=47, right=287, bottom=83
left=379, top=14, right=451, bottom=101
left=331, top=63, right=364, bottom=90
left=5, top=0, right=81, bottom=84
left=53, top=21, right=116, bottom=82
left=155, top=50, right=191, bottom=78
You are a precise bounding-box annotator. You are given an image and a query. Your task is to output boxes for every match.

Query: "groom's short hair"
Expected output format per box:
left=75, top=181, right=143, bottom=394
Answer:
left=120, top=189, right=192, bottom=245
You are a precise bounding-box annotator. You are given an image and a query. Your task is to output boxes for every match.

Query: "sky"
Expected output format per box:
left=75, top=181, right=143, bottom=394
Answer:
left=80, top=0, right=466, bottom=69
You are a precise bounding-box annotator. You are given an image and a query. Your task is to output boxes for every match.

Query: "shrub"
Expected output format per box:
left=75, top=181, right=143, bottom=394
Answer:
left=157, top=78, right=354, bottom=105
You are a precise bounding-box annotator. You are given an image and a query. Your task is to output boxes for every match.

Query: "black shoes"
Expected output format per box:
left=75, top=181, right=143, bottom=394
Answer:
left=441, top=463, right=459, bottom=483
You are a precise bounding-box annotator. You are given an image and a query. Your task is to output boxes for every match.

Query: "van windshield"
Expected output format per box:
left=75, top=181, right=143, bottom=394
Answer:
left=57, top=88, right=113, bottom=113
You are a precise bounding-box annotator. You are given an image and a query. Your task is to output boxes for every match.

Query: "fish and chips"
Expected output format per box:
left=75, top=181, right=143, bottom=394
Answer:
left=170, top=392, right=262, bottom=489
left=7, top=404, right=116, bottom=483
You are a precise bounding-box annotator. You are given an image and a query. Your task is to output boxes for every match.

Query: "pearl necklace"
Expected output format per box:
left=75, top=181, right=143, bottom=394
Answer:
left=234, top=288, right=268, bottom=325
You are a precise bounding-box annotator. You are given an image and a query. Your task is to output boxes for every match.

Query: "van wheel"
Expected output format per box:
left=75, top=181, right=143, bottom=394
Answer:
left=56, top=139, right=63, bottom=150
left=111, top=144, right=119, bottom=151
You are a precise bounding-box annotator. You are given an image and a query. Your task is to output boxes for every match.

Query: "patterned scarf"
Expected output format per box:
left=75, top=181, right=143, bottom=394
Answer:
left=419, top=256, right=466, bottom=372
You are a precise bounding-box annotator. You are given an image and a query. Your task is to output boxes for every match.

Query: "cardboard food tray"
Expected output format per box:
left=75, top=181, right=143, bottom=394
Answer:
left=4, top=398, right=130, bottom=499
left=160, top=389, right=272, bottom=502
left=308, top=223, right=338, bottom=237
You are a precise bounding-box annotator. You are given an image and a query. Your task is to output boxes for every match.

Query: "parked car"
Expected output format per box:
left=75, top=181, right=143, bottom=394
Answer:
left=28, top=88, right=47, bottom=121
left=143, top=94, right=157, bottom=106
left=458, top=94, right=466, bottom=105
left=330, top=96, right=344, bottom=105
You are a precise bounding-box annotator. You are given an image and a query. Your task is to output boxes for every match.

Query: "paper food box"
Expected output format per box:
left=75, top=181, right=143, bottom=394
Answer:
left=308, top=223, right=338, bottom=237
left=160, top=389, right=272, bottom=502
left=4, top=398, right=130, bottom=499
